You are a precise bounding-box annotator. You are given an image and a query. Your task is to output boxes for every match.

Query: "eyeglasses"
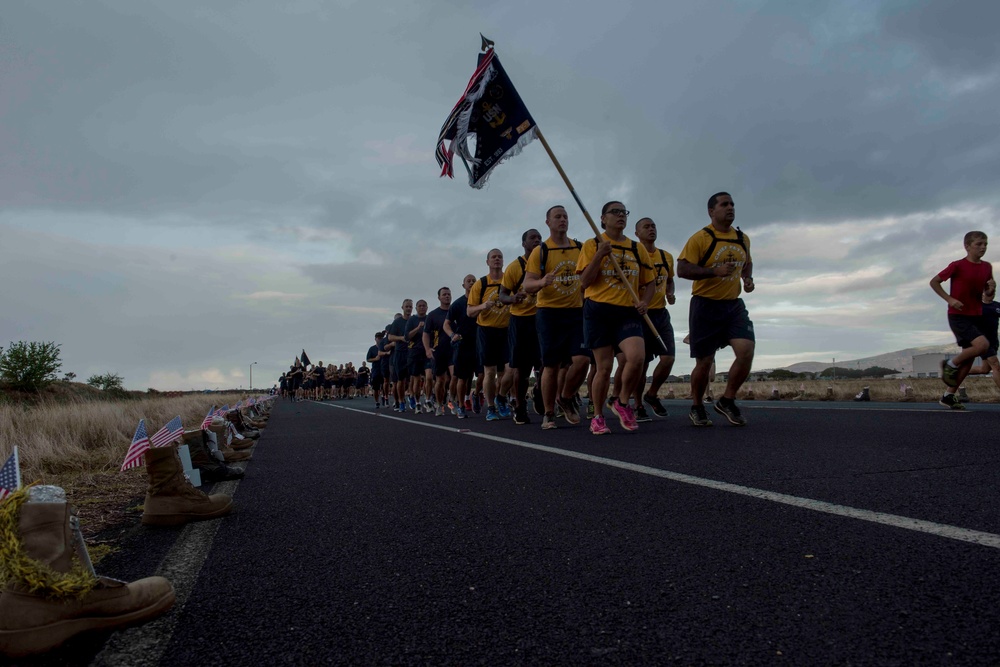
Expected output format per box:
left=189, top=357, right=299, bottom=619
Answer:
left=604, top=208, right=629, bottom=217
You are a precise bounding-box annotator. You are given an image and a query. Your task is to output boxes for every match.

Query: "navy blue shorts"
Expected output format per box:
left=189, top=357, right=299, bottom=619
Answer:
left=477, top=325, right=509, bottom=369
left=536, top=307, right=588, bottom=368
left=508, top=314, right=541, bottom=371
left=451, top=341, right=477, bottom=381
left=688, top=296, right=755, bottom=359
left=392, top=353, right=409, bottom=382
left=583, top=300, right=644, bottom=350
left=949, top=314, right=987, bottom=350
left=432, top=347, right=451, bottom=377
left=408, top=354, right=428, bottom=377
left=644, top=308, right=676, bottom=361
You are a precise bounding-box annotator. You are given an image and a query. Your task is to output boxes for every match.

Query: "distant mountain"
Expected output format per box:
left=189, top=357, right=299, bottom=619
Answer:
left=783, top=344, right=960, bottom=374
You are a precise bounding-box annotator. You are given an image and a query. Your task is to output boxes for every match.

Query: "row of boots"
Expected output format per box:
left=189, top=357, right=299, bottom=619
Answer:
left=0, top=401, right=272, bottom=657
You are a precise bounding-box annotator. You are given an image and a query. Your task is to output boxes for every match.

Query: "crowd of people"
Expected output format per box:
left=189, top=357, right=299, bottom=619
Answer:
left=292, top=193, right=757, bottom=434
left=277, top=360, right=372, bottom=401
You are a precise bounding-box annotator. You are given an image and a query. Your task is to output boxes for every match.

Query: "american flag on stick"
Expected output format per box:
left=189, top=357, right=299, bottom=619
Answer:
left=0, top=446, right=21, bottom=501
left=150, top=416, right=184, bottom=448
left=121, top=420, right=151, bottom=472
left=217, top=404, right=230, bottom=415
left=201, top=406, right=216, bottom=430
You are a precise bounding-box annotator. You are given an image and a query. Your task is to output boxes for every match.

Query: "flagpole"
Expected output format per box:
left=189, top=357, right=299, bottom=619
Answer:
left=534, top=127, right=667, bottom=351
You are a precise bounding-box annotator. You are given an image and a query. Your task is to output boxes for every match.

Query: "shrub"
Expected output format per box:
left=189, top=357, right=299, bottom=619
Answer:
left=0, top=341, right=63, bottom=391
left=87, top=372, right=125, bottom=393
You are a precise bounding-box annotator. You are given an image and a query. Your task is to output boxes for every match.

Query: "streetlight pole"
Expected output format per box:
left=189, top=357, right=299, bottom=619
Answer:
left=249, top=361, right=257, bottom=391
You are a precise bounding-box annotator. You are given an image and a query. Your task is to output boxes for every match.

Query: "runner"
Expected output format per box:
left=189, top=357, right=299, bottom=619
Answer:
left=635, top=217, right=677, bottom=420
left=424, top=287, right=454, bottom=416
left=444, top=274, right=478, bottom=419
left=522, top=205, right=591, bottom=430
left=387, top=301, right=414, bottom=412
left=380, top=322, right=394, bottom=407
left=500, top=229, right=543, bottom=424
left=406, top=300, right=429, bottom=413
left=576, top=201, right=655, bottom=435
left=676, top=192, right=755, bottom=426
left=467, top=249, right=511, bottom=421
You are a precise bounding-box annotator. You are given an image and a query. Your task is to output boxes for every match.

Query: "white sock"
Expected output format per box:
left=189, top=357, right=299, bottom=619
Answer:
left=947, top=360, right=958, bottom=368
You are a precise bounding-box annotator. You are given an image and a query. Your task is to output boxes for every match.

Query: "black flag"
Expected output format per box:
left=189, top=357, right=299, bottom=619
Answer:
left=436, top=45, right=537, bottom=189
left=300, top=349, right=311, bottom=367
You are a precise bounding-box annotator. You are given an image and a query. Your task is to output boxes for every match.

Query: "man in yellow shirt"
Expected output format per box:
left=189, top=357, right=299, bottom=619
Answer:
left=523, top=206, right=591, bottom=430
left=499, top=229, right=543, bottom=425
left=677, top=192, right=755, bottom=427
left=635, top=217, right=676, bottom=420
left=576, top=201, right=656, bottom=435
left=467, top=249, right=511, bottom=421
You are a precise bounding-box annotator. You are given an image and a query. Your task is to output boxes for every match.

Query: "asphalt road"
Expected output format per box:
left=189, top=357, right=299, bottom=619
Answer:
left=18, top=397, right=1000, bottom=666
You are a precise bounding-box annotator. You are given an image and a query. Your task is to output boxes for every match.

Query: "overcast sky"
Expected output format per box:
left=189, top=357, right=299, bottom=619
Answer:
left=2, top=0, right=996, bottom=390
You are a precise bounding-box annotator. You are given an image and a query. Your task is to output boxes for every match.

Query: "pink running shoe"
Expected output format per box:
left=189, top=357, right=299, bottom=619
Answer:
left=611, top=400, right=639, bottom=431
left=590, top=415, right=611, bottom=435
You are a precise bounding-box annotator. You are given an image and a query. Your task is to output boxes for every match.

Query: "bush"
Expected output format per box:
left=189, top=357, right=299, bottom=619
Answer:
left=0, top=341, right=63, bottom=391
left=87, top=373, right=125, bottom=393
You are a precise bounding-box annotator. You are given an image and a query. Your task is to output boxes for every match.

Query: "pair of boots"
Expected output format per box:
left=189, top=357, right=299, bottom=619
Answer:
left=182, top=430, right=244, bottom=482
left=0, top=486, right=175, bottom=657
left=142, top=445, right=233, bottom=527
left=207, top=420, right=253, bottom=461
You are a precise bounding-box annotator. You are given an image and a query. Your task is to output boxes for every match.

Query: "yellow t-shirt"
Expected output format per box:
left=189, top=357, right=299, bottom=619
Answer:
left=525, top=239, right=583, bottom=309
left=576, top=233, right=656, bottom=306
left=677, top=226, right=750, bottom=300
left=468, top=275, right=510, bottom=328
left=501, top=256, right=537, bottom=317
left=644, top=246, right=674, bottom=311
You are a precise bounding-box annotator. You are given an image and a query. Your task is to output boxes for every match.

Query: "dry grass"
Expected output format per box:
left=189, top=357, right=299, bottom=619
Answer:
left=0, top=393, right=247, bottom=552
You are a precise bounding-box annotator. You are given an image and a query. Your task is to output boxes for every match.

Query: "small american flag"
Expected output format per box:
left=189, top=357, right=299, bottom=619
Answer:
left=217, top=404, right=230, bottom=415
left=121, top=420, right=151, bottom=472
left=234, top=400, right=244, bottom=410
left=150, top=416, right=184, bottom=448
left=201, top=406, right=216, bottom=430
left=0, top=446, right=21, bottom=501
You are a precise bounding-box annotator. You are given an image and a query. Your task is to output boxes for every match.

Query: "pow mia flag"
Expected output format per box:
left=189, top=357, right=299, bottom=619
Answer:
left=436, top=43, right=538, bottom=189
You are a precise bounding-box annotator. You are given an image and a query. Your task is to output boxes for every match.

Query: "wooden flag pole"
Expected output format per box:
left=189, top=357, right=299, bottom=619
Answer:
left=534, top=127, right=667, bottom=351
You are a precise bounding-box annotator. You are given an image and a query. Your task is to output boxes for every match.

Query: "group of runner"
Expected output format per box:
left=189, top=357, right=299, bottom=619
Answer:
left=365, top=193, right=758, bottom=434
left=278, top=361, right=371, bottom=401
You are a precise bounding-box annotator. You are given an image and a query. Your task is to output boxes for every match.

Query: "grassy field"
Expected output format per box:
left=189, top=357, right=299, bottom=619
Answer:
left=0, top=391, right=248, bottom=552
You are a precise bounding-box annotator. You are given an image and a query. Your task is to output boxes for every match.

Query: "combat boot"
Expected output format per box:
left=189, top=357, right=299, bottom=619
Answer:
left=207, top=421, right=252, bottom=461
left=183, top=430, right=243, bottom=482
left=0, top=486, right=175, bottom=657
left=142, top=445, right=233, bottom=526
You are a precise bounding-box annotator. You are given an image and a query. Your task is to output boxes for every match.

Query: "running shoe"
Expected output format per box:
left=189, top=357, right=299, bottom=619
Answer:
left=941, top=361, right=959, bottom=388
left=586, top=401, right=595, bottom=420
left=465, top=397, right=473, bottom=412
left=436, top=406, right=445, bottom=417
left=541, top=414, right=558, bottom=430
left=486, top=407, right=500, bottom=422
left=447, top=399, right=456, bottom=411
left=713, top=397, right=747, bottom=426
left=513, top=406, right=531, bottom=425
left=414, top=404, right=422, bottom=415
left=532, top=383, right=544, bottom=415
left=939, top=393, right=966, bottom=410
left=456, top=406, right=468, bottom=419
left=689, top=405, right=713, bottom=426
left=643, top=394, right=668, bottom=417
left=606, top=396, right=617, bottom=408
left=374, top=401, right=380, bottom=410
left=495, top=397, right=512, bottom=419
left=611, top=400, right=639, bottom=431
left=590, top=415, right=611, bottom=435
left=425, top=398, right=435, bottom=411
left=557, top=396, right=581, bottom=425
left=472, top=393, right=481, bottom=414
left=407, top=395, right=417, bottom=411
left=635, top=406, right=652, bottom=423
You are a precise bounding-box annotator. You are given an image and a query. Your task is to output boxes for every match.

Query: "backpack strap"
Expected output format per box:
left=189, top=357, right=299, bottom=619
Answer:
left=512, top=256, right=527, bottom=293
left=697, top=227, right=747, bottom=266
left=538, top=240, right=582, bottom=275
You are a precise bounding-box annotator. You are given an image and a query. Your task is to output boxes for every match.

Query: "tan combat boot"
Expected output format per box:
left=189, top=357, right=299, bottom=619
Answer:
left=208, top=421, right=253, bottom=460
left=0, top=487, right=175, bottom=657
left=142, top=445, right=233, bottom=526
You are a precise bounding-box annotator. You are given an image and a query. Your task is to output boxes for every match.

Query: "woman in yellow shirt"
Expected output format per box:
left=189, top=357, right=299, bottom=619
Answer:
left=576, top=201, right=656, bottom=435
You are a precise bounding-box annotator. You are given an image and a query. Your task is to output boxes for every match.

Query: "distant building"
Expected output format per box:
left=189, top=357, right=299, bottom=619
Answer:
left=895, top=352, right=954, bottom=379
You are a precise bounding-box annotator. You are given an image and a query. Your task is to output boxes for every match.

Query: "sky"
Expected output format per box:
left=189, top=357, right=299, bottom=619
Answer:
left=1, top=0, right=997, bottom=390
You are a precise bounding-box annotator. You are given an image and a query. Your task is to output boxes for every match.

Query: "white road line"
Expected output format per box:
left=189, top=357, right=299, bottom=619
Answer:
left=317, top=401, right=1000, bottom=550
left=91, top=476, right=244, bottom=667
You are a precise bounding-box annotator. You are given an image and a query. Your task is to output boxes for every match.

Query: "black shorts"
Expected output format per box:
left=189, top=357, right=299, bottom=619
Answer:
left=508, top=315, right=541, bottom=371
left=536, top=307, right=588, bottom=368
left=644, top=308, right=676, bottom=361
left=432, top=347, right=451, bottom=377
left=583, top=300, right=644, bottom=350
left=408, top=354, right=428, bottom=377
left=949, top=314, right=987, bottom=349
left=688, top=296, right=755, bottom=359
left=371, top=375, right=384, bottom=391
left=452, top=341, right=476, bottom=381
left=477, top=325, right=509, bottom=369
left=392, top=353, right=409, bottom=382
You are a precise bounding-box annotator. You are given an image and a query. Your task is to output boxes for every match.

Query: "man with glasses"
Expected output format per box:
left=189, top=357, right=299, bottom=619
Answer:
left=677, top=192, right=755, bottom=427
